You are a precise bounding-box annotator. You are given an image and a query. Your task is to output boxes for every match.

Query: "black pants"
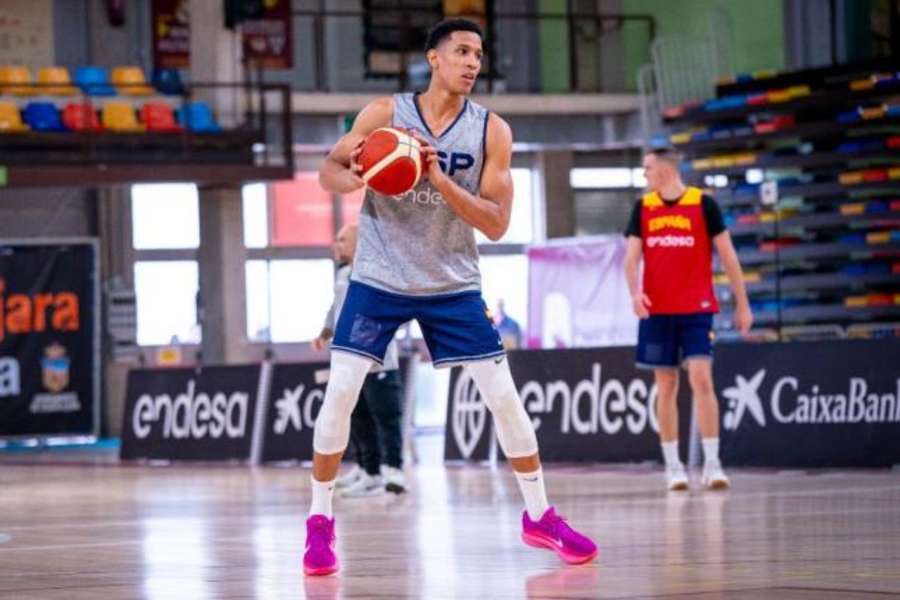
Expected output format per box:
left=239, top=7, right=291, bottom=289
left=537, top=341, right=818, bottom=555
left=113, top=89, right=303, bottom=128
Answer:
left=349, top=369, right=404, bottom=476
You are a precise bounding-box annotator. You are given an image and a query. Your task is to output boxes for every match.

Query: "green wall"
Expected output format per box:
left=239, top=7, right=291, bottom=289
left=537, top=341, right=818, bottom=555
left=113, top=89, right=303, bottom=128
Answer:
left=622, top=0, right=785, bottom=91
left=538, top=0, right=571, bottom=92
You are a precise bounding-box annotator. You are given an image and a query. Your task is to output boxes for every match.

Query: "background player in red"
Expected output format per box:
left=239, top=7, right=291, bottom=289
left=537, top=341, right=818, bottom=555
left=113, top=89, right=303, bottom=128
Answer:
left=624, top=148, right=753, bottom=491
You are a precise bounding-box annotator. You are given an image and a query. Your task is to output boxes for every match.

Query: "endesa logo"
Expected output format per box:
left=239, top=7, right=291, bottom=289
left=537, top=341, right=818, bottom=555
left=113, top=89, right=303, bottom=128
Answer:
left=0, top=278, right=80, bottom=342
left=132, top=379, right=249, bottom=440
left=646, top=235, right=695, bottom=248
left=520, top=363, right=659, bottom=436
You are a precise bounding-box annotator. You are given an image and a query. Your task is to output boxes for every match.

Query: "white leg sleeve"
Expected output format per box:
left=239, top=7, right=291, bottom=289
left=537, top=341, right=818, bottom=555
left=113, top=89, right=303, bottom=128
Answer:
left=312, top=351, right=373, bottom=455
left=466, top=359, right=538, bottom=458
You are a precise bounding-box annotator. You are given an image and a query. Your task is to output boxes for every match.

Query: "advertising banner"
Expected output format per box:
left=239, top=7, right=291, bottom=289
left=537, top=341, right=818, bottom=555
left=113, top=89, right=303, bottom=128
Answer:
left=152, top=0, right=190, bottom=69
left=0, top=241, right=98, bottom=438
left=260, top=361, right=329, bottom=463
left=241, top=0, right=293, bottom=69
left=444, top=348, right=692, bottom=463
left=120, top=365, right=260, bottom=461
left=716, top=339, right=900, bottom=467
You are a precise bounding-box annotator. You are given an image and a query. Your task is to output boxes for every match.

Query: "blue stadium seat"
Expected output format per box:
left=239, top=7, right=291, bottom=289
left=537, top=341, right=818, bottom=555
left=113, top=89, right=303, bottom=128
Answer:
left=74, top=66, right=116, bottom=96
left=23, top=102, right=67, bottom=131
left=177, top=102, right=221, bottom=132
left=151, top=68, right=185, bottom=96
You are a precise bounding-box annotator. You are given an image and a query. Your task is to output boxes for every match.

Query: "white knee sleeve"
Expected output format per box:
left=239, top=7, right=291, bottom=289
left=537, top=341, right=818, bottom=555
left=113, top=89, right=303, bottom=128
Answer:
left=466, top=359, right=538, bottom=458
left=313, top=351, right=373, bottom=455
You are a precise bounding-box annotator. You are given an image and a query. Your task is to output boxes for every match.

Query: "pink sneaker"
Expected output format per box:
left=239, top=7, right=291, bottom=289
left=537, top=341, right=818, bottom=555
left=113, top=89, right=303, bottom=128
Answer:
left=521, top=507, right=598, bottom=565
left=303, top=515, right=339, bottom=576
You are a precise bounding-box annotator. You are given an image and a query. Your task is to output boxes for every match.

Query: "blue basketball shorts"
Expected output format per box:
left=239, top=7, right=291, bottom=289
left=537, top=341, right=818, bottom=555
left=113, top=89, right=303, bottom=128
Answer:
left=636, top=312, right=715, bottom=369
left=332, top=281, right=506, bottom=368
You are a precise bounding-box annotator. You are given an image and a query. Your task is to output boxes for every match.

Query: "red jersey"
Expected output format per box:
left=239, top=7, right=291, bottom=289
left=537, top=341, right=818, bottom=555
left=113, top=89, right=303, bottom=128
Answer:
left=639, top=187, right=719, bottom=315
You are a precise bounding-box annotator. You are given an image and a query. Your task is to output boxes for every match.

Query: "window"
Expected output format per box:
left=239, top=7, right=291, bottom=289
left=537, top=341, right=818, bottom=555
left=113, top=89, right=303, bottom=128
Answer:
left=570, top=167, right=646, bottom=189
left=245, top=259, right=335, bottom=342
left=134, top=261, right=200, bottom=345
left=476, top=168, right=535, bottom=244
left=479, top=254, right=528, bottom=333
left=131, top=184, right=200, bottom=249
left=242, top=183, right=268, bottom=248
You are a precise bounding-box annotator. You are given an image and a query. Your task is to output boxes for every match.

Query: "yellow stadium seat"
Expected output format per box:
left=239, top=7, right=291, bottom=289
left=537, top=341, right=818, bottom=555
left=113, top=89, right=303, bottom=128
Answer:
left=36, top=67, right=77, bottom=96
left=840, top=202, right=865, bottom=215
left=844, top=296, right=868, bottom=307
left=0, top=65, right=35, bottom=96
left=0, top=101, right=30, bottom=132
left=111, top=66, right=154, bottom=96
left=101, top=101, right=145, bottom=132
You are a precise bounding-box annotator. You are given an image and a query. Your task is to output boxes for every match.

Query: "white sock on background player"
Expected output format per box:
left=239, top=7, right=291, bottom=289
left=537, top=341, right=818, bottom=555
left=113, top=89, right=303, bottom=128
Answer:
left=661, top=440, right=682, bottom=468
left=515, top=468, right=550, bottom=521
left=702, top=437, right=721, bottom=467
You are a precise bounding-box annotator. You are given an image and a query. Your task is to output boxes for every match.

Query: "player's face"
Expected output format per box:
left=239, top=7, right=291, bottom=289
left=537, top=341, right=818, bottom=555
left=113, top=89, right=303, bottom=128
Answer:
left=642, top=154, right=671, bottom=191
left=333, top=227, right=357, bottom=262
left=432, top=31, right=483, bottom=94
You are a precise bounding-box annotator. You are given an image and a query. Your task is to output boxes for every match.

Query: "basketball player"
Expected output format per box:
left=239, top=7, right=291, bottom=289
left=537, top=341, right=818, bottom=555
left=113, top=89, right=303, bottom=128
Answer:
left=624, top=148, right=753, bottom=491
left=304, top=19, right=597, bottom=576
left=311, top=224, right=407, bottom=497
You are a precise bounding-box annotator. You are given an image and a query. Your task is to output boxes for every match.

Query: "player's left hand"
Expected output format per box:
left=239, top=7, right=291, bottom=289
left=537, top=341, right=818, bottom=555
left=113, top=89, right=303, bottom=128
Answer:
left=735, top=302, right=753, bottom=335
left=408, top=131, right=443, bottom=182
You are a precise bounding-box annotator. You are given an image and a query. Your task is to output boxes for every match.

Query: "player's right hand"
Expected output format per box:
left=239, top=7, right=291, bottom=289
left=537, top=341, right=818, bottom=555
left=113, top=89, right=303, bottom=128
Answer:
left=632, top=294, right=651, bottom=319
left=311, top=336, right=329, bottom=352
left=346, top=141, right=366, bottom=191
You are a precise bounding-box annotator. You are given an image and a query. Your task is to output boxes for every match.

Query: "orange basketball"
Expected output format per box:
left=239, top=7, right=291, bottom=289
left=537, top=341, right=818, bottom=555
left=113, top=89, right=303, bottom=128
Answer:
left=358, top=127, right=423, bottom=196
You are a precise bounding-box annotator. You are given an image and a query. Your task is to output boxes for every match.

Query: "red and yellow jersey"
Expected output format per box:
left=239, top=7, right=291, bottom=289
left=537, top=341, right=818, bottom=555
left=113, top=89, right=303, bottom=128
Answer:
left=638, top=186, right=719, bottom=315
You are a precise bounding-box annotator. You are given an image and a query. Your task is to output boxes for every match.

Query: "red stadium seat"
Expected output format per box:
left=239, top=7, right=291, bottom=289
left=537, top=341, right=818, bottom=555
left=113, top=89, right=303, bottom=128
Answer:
left=140, top=102, right=183, bottom=132
left=62, top=103, right=103, bottom=131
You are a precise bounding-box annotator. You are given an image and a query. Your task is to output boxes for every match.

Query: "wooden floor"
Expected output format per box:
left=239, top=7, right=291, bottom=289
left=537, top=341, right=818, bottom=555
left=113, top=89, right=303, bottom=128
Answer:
left=1, top=448, right=900, bottom=599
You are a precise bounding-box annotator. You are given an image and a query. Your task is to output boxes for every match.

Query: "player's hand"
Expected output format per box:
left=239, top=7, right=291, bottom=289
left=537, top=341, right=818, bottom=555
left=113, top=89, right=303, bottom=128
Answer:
left=735, top=302, right=753, bottom=335
left=632, top=293, right=651, bottom=319
left=408, top=131, right=442, bottom=182
left=310, top=336, right=329, bottom=352
left=346, top=141, right=366, bottom=191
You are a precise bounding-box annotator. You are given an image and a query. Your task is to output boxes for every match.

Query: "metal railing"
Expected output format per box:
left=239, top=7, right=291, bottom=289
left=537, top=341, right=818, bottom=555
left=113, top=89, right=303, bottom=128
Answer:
left=268, top=8, right=655, bottom=94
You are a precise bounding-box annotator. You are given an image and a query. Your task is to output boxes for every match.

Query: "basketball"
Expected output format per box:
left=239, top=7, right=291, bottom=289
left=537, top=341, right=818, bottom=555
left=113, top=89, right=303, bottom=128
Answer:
left=358, top=127, right=424, bottom=196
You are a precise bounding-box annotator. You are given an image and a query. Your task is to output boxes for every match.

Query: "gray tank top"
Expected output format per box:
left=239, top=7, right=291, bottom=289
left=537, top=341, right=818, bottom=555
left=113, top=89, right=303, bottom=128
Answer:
left=352, top=92, right=489, bottom=296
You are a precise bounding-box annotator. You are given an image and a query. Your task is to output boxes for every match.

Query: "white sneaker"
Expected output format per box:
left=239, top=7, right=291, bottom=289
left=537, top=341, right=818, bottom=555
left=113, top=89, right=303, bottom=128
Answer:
left=381, top=465, right=408, bottom=494
left=335, top=465, right=363, bottom=490
left=666, top=464, right=689, bottom=491
left=701, top=463, right=731, bottom=490
left=340, top=472, right=384, bottom=497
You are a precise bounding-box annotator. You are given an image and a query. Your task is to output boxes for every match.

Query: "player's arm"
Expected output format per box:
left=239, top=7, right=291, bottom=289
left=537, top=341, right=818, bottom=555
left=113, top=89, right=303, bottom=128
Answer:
left=319, top=97, right=393, bottom=194
left=624, top=236, right=650, bottom=319
left=713, top=231, right=753, bottom=334
left=623, top=200, right=650, bottom=318
left=425, top=113, right=513, bottom=241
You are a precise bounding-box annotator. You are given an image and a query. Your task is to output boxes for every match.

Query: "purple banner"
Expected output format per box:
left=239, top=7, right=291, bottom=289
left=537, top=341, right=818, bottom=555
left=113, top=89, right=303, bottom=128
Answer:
left=527, top=237, right=637, bottom=349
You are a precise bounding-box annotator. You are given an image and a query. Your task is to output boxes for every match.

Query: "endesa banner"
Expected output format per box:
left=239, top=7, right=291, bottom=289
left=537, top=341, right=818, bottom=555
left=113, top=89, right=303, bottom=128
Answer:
left=445, top=340, right=900, bottom=467
left=444, top=347, right=693, bottom=463
left=0, top=241, right=99, bottom=438
left=121, top=365, right=261, bottom=461
left=717, top=339, right=900, bottom=467
left=260, top=361, right=329, bottom=463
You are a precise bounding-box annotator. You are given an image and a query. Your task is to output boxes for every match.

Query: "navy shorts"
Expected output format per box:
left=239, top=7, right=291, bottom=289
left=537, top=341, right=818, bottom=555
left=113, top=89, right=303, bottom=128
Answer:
left=636, top=313, right=715, bottom=369
left=332, top=281, right=505, bottom=368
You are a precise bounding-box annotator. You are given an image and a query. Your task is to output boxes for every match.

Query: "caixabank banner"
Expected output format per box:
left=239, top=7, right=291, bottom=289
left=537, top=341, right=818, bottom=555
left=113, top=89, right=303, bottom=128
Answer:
left=0, top=241, right=99, bottom=438
left=444, top=348, right=693, bottom=463
left=260, top=361, right=329, bottom=463
left=121, top=365, right=261, bottom=461
left=716, top=339, right=900, bottom=467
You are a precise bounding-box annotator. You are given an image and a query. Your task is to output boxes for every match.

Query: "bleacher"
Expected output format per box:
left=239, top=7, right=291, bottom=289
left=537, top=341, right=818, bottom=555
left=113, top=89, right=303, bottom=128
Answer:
left=0, top=64, right=289, bottom=183
left=651, top=61, right=900, bottom=337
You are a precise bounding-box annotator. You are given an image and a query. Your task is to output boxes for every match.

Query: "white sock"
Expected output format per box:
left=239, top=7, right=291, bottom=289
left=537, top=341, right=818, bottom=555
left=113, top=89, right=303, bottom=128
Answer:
left=661, top=440, right=682, bottom=468
left=515, top=468, right=550, bottom=521
left=309, top=475, right=336, bottom=518
left=702, top=437, right=721, bottom=467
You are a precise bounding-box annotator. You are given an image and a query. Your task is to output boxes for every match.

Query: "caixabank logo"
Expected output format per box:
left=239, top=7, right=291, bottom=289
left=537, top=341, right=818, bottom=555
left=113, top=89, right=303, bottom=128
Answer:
left=723, top=369, right=900, bottom=430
